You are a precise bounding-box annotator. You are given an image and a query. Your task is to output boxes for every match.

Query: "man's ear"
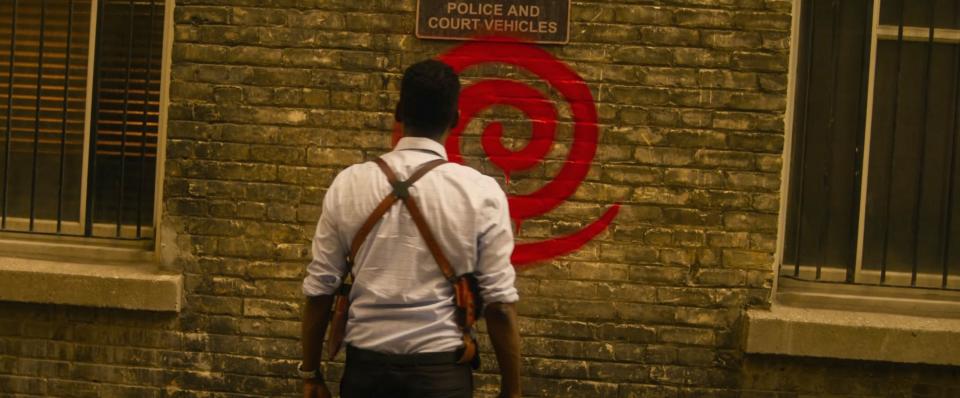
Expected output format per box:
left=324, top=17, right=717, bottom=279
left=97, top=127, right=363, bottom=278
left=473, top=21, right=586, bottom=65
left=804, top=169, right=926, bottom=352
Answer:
left=394, top=103, right=402, bottom=123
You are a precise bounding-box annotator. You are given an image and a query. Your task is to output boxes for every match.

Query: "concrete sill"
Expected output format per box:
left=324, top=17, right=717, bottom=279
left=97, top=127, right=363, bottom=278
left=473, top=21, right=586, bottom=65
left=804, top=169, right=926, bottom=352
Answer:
left=775, top=277, right=960, bottom=318
left=746, top=291, right=960, bottom=366
left=0, top=238, right=182, bottom=312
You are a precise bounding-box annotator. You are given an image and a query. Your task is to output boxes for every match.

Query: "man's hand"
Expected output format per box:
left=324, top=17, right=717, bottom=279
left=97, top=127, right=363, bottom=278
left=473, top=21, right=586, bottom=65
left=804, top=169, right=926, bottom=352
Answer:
left=303, top=379, right=332, bottom=398
left=485, top=302, right=521, bottom=398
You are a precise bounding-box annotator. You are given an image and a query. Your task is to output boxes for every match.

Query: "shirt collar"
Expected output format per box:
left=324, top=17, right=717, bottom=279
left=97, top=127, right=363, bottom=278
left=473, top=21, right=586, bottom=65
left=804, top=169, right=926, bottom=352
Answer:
left=394, top=137, right=448, bottom=160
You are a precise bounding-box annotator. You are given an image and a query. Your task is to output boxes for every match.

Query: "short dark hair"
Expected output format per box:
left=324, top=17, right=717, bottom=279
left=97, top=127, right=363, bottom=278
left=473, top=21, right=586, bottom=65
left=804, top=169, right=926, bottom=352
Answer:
left=396, top=59, right=460, bottom=138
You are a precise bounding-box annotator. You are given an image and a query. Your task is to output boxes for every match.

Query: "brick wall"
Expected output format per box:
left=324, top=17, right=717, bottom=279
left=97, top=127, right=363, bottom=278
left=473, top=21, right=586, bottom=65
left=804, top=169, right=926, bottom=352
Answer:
left=0, top=0, right=957, bottom=397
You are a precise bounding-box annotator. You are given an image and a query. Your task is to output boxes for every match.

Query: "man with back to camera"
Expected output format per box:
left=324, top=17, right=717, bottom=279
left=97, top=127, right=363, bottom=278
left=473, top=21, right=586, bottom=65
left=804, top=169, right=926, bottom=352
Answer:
left=298, top=59, right=522, bottom=398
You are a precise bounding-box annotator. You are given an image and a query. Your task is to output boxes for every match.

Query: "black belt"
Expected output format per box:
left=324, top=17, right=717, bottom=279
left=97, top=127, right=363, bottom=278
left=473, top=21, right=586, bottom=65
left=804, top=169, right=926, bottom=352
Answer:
left=346, top=345, right=462, bottom=366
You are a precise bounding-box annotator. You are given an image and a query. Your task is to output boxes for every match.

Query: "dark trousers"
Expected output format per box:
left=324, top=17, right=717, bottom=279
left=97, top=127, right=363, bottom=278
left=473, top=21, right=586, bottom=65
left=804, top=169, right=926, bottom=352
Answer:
left=339, top=345, right=473, bottom=398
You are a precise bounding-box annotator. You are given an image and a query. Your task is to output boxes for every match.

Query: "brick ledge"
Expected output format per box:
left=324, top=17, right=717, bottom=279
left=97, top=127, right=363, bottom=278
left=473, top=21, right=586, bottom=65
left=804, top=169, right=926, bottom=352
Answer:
left=0, top=256, right=182, bottom=312
left=745, top=304, right=960, bottom=366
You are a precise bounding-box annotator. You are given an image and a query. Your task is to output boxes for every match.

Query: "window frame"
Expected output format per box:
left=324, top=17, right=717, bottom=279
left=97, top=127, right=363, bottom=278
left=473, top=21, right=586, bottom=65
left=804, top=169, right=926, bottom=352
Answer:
left=750, top=0, right=960, bottom=366
left=0, top=0, right=172, bottom=246
left=778, top=0, right=960, bottom=292
left=0, top=0, right=179, bottom=313
left=154, top=0, right=172, bottom=259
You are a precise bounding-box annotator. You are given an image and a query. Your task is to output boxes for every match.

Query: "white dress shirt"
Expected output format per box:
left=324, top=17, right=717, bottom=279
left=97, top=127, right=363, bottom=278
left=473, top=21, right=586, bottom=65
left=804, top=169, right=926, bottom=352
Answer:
left=302, top=137, right=519, bottom=354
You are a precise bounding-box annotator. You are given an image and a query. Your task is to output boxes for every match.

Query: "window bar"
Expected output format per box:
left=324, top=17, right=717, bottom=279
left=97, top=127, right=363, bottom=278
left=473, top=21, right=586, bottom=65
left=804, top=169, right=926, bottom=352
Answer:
left=1, top=0, right=16, bottom=230
left=57, top=0, right=74, bottom=233
left=942, top=92, right=959, bottom=288
left=879, top=0, right=907, bottom=284
left=137, top=0, right=156, bottom=238
left=85, top=0, right=107, bottom=236
left=116, top=0, right=136, bottom=237
left=816, top=0, right=843, bottom=281
left=793, top=0, right=818, bottom=277
left=908, top=2, right=937, bottom=287
left=29, top=0, right=47, bottom=232
left=942, top=10, right=960, bottom=289
left=848, top=0, right=875, bottom=283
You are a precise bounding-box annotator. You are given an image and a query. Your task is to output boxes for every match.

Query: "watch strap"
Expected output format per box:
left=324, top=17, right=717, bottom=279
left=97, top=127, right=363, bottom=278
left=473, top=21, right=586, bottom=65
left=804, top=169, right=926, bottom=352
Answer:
left=297, top=362, right=321, bottom=380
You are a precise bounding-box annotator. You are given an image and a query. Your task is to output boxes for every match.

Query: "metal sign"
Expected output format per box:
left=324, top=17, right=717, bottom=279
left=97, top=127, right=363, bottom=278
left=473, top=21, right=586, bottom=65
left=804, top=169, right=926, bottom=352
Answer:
left=416, top=0, right=571, bottom=44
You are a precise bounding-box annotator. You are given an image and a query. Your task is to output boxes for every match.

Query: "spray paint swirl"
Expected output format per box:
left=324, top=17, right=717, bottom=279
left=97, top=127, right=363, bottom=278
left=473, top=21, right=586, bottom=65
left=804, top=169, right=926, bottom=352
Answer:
left=437, top=36, right=620, bottom=268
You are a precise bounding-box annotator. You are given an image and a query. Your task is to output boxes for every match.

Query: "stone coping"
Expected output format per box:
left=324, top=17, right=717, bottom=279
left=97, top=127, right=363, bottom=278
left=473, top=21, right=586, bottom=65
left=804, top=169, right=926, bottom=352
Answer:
left=0, top=256, right=182, bottom=312
left=745, top=304, right=960, bottom=366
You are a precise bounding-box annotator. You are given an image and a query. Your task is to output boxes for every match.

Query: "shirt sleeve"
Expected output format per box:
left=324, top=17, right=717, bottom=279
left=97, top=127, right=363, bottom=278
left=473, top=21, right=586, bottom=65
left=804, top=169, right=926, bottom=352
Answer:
left=302, top=172, right=349, bottom=297
left=475, top=179, right=519, bottom=304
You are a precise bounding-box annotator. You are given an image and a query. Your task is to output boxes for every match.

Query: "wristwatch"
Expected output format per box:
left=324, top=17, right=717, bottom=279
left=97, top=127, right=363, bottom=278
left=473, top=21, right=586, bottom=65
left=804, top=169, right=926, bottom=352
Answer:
left=297, top=362, right=321, bottom=380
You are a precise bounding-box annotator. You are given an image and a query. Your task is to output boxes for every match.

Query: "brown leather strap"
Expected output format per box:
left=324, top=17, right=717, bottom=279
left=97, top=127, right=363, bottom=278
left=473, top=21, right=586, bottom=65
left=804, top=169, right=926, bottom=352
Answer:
left=329, top=157, right=449, bottom=361
left=373, top=158, right=456, bottom=282
left=407, top=158, right=448, bottom=184
left=458, top=335, right=476, bottom=365
left=368, top=157, right=481, bottom=366
left=371, top=157, right=447, bottom=196
left=349, top=194, right=399, bottom=265
left=347, top=158, right=448, bottom=273
left=373, top=158, right=401, bottom=184
left=403, top=194, right=457, bottom=282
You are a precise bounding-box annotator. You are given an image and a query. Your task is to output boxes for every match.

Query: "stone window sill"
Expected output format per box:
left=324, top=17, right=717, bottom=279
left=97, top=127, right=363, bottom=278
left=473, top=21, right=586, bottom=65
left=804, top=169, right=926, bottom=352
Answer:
left=0, top=235, right=182, bottom=312
left=745, top=278, right=960, bottom=366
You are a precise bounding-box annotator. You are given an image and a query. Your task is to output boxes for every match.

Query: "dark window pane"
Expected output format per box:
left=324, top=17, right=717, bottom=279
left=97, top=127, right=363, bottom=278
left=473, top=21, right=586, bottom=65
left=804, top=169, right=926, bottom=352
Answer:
left=0, top=0, right=91, bottom=233
left=863, top=38, right=960, bottom=286
left=88, top=0, right=162, bottom=238
left=879, top=0, right=960, bottom=30
left=783, top=0, right=873, bottom=280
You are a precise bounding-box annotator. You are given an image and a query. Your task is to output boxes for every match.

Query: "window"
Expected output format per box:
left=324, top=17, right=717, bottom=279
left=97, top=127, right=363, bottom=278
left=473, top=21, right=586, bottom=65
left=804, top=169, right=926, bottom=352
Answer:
left=784, top=0, right=960, bottom=290
left=0, top=0, right=165, bottom=240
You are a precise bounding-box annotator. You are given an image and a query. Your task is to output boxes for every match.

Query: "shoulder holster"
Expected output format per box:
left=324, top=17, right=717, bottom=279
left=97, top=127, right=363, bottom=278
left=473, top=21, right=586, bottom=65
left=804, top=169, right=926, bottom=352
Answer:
left=326, top=157, right=481, bottom=367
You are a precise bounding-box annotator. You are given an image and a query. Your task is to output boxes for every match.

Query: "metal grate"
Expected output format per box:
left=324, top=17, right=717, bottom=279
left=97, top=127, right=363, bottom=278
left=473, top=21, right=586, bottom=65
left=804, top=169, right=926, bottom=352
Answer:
left=784, top=0, right=960, bottom=290
left=87, top=0, right=163, bottom=238
left=0, top=0, right=163, bottom=240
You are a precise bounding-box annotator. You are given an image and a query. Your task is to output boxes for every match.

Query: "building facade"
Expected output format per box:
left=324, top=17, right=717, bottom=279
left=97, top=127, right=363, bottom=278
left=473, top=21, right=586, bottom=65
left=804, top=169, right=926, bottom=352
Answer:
left=0, top=0, right=959, bottom=397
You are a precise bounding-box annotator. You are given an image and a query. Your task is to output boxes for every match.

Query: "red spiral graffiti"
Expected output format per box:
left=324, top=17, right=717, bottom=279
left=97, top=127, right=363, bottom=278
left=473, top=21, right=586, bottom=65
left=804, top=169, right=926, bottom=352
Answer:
left=437, top=36, right=621, bottom=269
